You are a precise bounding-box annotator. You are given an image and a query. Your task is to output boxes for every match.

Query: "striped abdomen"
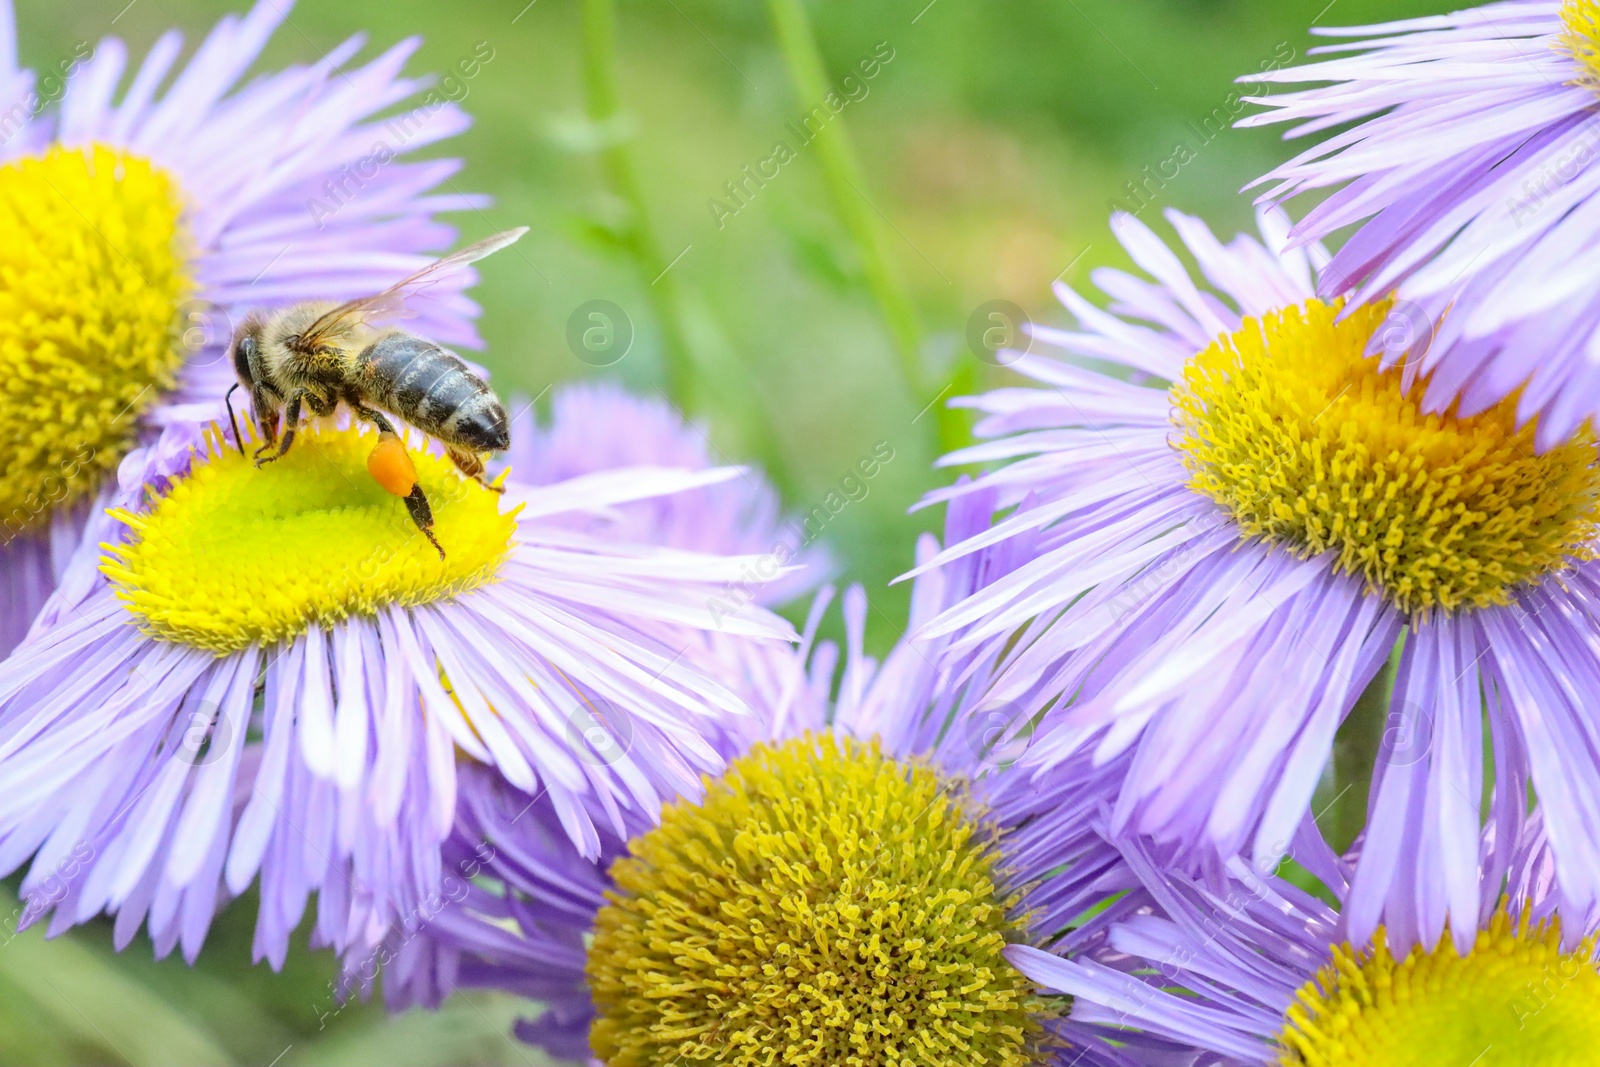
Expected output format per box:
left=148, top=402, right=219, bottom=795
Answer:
left=358, top=332, right=509, bottom=451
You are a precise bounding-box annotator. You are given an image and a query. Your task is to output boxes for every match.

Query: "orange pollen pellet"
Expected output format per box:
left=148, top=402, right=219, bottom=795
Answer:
left=367, top=432, right=418, bottom=497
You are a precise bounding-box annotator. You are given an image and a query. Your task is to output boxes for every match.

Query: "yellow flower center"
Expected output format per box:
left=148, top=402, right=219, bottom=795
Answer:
left=1562, top=0, right=1600, bottom=86
left=586, top=733, right=1054, bottom=1067
left=1280, top=905, right=1600, bottom=1067
left=0, top=144, right=190, bottom=536
left=102, top=425, right=516, bottom=654
left=1171, top=299, right=1600, bottom=616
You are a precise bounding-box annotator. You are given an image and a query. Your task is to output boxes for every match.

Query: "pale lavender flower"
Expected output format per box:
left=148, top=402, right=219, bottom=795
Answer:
left=370, top=491, right=1140, bottom=1066
left=1012, top=813, right=1583, bottom=1065
left=1242, top=1, right=1600, bottom=448
left=914, top=206, right=1600, bottom=956
left=0, top=413, right=798, bottom=967
left=0, top=0, right=489, bottom=654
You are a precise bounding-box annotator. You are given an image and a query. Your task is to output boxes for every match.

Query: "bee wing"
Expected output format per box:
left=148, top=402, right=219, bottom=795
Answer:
left=295, top=227, right=529, bottom=352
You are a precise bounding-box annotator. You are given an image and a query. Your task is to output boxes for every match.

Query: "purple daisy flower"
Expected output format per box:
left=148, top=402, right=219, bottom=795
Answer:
left=505, top=381, right=832, bottom=606
left=913, top=206, right=1600, bottom=956
left=0, top=412, right=800, bottom=968
left=367, top=491, right=1143, bottom=1067
left=0, top=0, right=490, bottom=655
left=1241, top=0, right=1600, bottom=449
left=1011, top=813, right=1599, bottom=1064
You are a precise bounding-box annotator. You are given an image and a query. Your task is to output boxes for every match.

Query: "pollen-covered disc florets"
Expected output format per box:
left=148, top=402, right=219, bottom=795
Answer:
left=103, top=424, right=516, bottom=653
left=1563, top=0, right=1600, bottom=88
left=1280, top=904, right=1600, bottom=1066
left=0, top=144, right=190, bottom=533
left=586, top=733, right=1053, bottom=1067
left=1172, top=298, right=1600, bottom=616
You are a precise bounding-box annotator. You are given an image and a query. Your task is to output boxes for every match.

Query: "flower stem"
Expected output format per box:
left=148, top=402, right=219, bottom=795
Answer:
left=580, top=0, right=697, bottom=409
left=764, top=0, right=954, bottom=436
left=1328, top=640, right=1403, bottom=853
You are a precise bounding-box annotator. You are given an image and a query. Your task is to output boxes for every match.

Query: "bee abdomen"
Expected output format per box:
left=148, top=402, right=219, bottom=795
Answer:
left=359, top=333, right=509, bottom=451
left=444, top=391, right=511, bottom=452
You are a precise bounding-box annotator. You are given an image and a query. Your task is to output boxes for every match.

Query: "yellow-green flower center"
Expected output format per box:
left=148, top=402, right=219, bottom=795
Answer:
left=1280, top=906, right=1600, bottom=1066
left=1171, top=298, right=1600, bottom=616
left=586, top=733, right=1054, bottom=1067
left=0, top=144, right=190, bottom=536
left=1562, top=0, right=1600, bottom=85
left=102, top=424, right=516, bottom=654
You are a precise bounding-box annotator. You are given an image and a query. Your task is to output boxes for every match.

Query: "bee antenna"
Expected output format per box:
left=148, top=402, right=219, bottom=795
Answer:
left=224, top=383, right=246, bottom=457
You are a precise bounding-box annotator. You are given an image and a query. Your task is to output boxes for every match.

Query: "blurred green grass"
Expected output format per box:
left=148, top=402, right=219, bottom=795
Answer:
left=6, top=0, right=1442, bottom=1062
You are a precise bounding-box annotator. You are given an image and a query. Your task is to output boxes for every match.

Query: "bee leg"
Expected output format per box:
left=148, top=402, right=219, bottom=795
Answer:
left=447, top=447, right=504, bottom=494
left=348, top=400, right=400, bottom=438
left=248, top=386, right=279, bottom=460
left=254, top=394, right=302, bottom=467
left=224, top=384, right=246, bottom=457
left=403, top=485, right=445, bottom=560
left=345, top=400, right=446, bottom=558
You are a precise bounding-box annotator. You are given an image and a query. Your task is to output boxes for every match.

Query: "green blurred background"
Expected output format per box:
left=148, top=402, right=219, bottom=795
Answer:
left=7, top=0, right=1442, bottom=1062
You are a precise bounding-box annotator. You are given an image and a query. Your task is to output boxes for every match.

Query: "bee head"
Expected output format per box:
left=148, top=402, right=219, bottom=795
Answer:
left=229, top=315, right=265, bottom=387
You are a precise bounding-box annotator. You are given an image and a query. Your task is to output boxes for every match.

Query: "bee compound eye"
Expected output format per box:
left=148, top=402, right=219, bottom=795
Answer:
left=232, top=334, right=257, bottom=382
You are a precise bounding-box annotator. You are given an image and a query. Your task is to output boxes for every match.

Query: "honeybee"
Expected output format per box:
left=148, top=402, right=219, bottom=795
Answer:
left=225, top=228, right=528, bottom=558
